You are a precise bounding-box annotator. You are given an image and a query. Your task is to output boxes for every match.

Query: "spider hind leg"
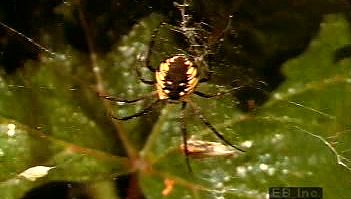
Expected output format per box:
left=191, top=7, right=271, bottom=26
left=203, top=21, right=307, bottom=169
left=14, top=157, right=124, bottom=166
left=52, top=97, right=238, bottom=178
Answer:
left=180, top=102, right=193, bottom=172
left=188, top=101, right=245, bottom=152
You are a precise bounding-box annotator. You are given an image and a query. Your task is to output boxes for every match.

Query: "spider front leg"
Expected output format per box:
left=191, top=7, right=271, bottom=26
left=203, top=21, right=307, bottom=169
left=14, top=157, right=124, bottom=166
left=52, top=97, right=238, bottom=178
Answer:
left=100, top=91, right=157, bottom=104
left=143, top=22, right=164, bottom=73
left=135, top=22, right=167, bottom=85
left=135, top=55, right=155, bottom=85
left=111, top=99, right=161, bottom=120
left=101, top=91, right=159, bottom=120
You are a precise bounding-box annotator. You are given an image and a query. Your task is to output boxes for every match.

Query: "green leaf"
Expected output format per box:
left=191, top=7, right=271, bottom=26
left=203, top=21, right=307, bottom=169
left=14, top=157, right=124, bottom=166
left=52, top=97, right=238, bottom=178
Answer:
left=137, top=14, right=351, bottom=199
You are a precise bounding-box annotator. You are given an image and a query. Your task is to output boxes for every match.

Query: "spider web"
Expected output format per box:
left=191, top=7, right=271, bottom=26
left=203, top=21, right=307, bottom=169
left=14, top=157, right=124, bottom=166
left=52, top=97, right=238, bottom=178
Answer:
left=0, top=1, right=350, bottom=199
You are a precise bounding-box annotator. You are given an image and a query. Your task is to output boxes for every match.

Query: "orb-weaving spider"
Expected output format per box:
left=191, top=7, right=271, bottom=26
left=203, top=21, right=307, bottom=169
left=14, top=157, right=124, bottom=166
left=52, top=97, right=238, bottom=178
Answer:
left=102, top=5, right=245, bottom=170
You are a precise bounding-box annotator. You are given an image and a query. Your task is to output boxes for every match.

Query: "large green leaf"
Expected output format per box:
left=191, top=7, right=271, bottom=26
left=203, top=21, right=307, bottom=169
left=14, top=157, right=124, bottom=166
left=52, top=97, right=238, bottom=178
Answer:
left=136, top=14, right=351, bottom=199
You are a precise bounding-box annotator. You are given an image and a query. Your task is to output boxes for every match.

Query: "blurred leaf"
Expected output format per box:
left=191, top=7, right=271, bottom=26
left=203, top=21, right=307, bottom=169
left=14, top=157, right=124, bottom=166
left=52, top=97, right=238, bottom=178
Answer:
left=0, top=21, right=131, bottom=199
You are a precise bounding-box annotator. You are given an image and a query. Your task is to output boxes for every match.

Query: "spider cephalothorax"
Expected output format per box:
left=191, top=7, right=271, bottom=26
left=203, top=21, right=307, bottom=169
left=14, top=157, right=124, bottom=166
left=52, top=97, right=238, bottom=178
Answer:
left=156, top=55, right=199, bottom=101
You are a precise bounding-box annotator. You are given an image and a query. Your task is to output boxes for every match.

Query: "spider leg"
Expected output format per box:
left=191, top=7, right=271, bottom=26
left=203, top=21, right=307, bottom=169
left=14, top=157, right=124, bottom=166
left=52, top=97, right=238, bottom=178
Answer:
left=194, top=91, right=220, bottom=98
left=180, top=102, right=192, bottom=172
left=194, top=86, right=243, bottom=99
left=199, top=71, right=213, bottom=83
left=144, top=22, right=167, bottom=73
left=111, top=99, right=160, bottom=120
left=100, top=92, right=156, bottom=104
left=217, top=15, right=233, bottom=43
left=136, top=54, right=155, bottom=85
left=188, top=101, right=245, bottom=152
left=135, top=22, right=168, bottom=85
left=135, top=70, right=155, bottom=85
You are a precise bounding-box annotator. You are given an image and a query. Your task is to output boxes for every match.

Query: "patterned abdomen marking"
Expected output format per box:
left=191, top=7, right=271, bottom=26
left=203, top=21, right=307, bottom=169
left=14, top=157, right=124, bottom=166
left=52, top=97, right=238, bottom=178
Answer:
left=156, top=55, right=199, bottom=100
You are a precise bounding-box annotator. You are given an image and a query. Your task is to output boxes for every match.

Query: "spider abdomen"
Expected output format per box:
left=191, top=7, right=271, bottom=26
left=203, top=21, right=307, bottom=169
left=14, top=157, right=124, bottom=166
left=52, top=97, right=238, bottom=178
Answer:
left=156, top=55, right=199, bottom=100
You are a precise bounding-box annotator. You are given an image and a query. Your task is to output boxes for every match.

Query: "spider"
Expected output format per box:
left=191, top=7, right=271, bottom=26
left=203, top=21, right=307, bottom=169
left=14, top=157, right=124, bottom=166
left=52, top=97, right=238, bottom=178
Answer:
left=102, top=13, right=245, bottom=171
